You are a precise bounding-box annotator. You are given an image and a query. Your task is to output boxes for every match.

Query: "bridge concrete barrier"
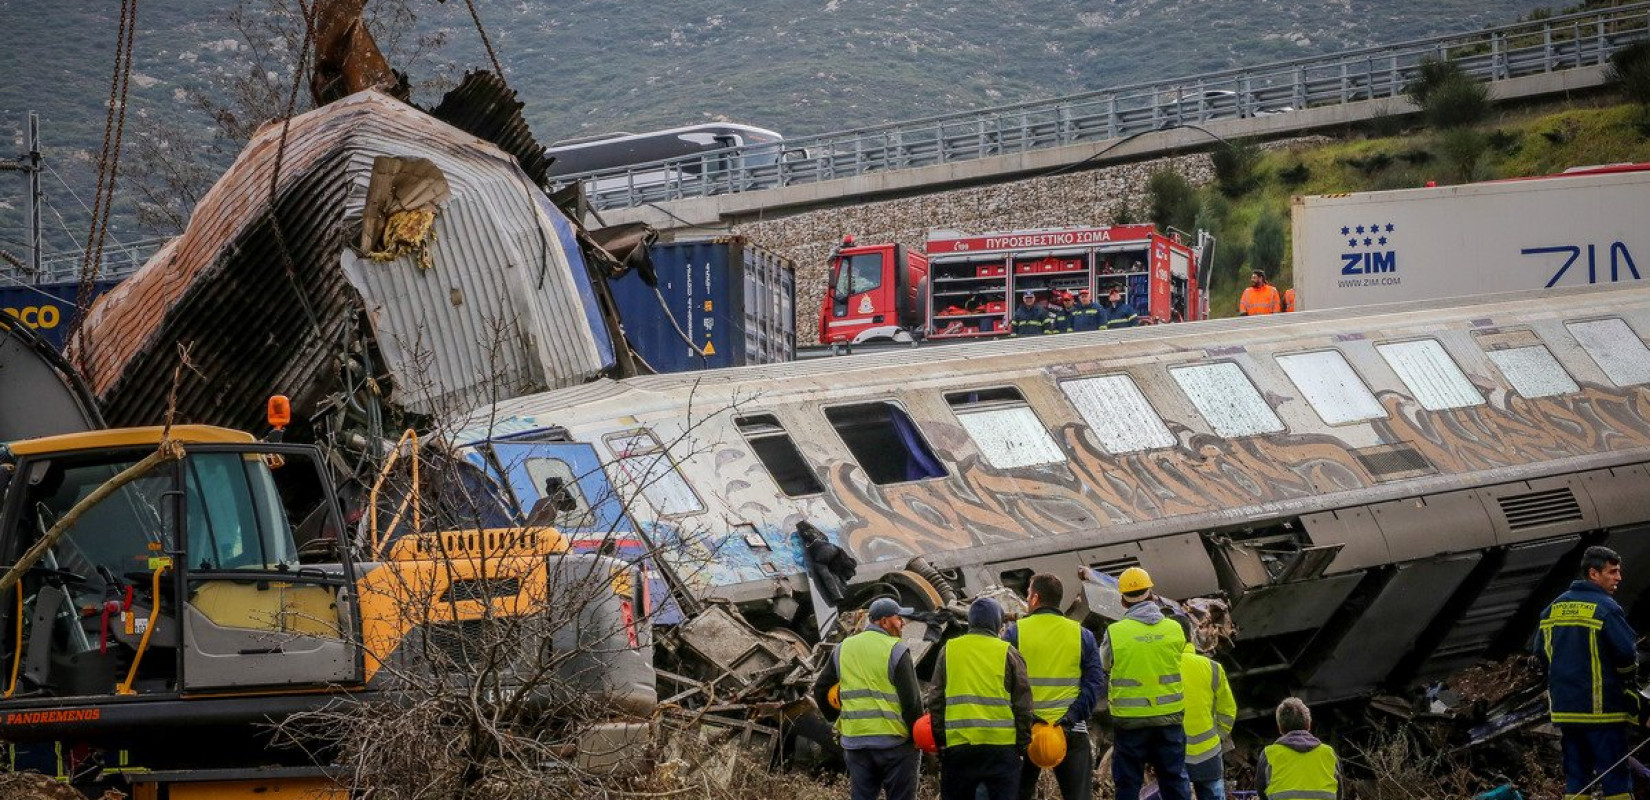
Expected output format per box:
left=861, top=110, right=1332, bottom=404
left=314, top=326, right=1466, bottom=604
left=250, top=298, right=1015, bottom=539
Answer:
left=602, top=65, right=1608, bottom=233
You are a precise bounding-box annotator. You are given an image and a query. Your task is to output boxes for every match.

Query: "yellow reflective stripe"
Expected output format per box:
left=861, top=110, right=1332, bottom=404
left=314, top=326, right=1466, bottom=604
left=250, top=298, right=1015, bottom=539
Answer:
left=841, top=709, right=904, bottom=722
left=1157, top=692, right=1185, bottom=704
left=1550, top=711, right=1633, bottom=723
left=1541, top=618, right=1604, bottom=630
left=949, top=694, right=1012, bottom=707
left=1186, top=728, right=1221, bottom=745
left=1113, top=697, right=1152, bottom=707
left=1215, top=714, right=1236, bottom=726
left=1112, top=678, right=1143, bottom=688
left=1160, top=673, right=1182, bottom=684
left=1028, top=677, right=1081, bottom=687
left=840, top=688, right=899, bottom=702
left=1592, top=632, right=1603, bottom=715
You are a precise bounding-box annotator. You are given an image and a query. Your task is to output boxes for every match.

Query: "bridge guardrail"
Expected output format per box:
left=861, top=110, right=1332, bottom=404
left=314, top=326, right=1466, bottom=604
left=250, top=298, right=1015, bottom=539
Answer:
left=556, top=2, right=1650, bottom=211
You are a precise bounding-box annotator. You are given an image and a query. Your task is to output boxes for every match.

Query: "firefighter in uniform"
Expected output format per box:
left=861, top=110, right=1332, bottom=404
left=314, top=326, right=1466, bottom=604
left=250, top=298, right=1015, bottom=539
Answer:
left=813, top=597, right=924, bottom=800
left=1005, top=574, right=1104, bottom=800
left=1101, top=567, right=1192, bottom=800
left=1103, top=286, right=1139, bottom=329
left=1239, top=270, right=1282, bottom=316
left=1012, top=291, right=1049, bottom=336
left=1068, top=289, right=1103, bottom=332
left=1179, top=619, right=1236, bottom=800
left=1534, top=546, right=1641, bottom=800
left=927, top=597, right=1035, bottom=800
left=1256, top=697, right=1341, bottom=800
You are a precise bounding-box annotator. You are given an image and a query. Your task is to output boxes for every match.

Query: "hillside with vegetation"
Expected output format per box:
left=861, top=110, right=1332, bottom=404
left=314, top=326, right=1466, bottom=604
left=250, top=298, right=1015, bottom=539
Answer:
left=0, top=0, right=1568, bottom=255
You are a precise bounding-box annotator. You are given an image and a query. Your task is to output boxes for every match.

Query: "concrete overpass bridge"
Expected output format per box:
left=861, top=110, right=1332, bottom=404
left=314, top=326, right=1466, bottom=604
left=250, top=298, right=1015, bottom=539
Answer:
left=568, top=3, right=1650, bottom=232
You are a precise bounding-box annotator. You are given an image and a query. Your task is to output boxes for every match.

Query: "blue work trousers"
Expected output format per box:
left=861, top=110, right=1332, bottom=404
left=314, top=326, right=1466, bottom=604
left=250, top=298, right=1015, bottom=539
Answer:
left=1112, top=725, right=1192, bottom=800
left=1560, top=724, right=1631, bottom=800
left=940, top=743, right=1020, bottom=800
left=844, top=742, right=919, bottom=800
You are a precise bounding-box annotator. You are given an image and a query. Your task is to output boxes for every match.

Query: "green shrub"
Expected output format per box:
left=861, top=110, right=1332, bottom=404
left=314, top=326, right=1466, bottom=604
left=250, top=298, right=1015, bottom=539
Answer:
left=1607, top=41, right=1650, bottom=107
left=1279, top=161, right=1312, bottom=186
left=1396, top=149, right=1434, bottom=165
left=1406, top=58, right=1492, bottom=129
left=1437, top=128, right=1490, bottom=182
left=1251, top=211, right=1287, bottom=276
left=1146, top=169, right=1199, bottom=234
left=1210, top=138, right=1264, bottom=198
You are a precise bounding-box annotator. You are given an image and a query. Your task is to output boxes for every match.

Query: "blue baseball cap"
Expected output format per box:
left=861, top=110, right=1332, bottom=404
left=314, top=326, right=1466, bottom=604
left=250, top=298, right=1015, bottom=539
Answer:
left=868, top=597, right=915, bottom=621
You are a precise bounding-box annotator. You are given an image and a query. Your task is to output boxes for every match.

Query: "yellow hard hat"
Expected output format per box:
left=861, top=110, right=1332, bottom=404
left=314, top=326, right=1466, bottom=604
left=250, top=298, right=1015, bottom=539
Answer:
left=1028, top=722, right=1067, bottom=769
left=1118, top=566, right=1154, bottom=596
left=828, top=683, right=841, bottom=710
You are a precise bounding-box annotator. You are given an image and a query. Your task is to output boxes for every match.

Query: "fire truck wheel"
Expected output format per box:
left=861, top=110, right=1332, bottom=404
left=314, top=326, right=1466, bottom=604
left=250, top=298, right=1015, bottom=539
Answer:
left=0, top=772, right=98, bottom=800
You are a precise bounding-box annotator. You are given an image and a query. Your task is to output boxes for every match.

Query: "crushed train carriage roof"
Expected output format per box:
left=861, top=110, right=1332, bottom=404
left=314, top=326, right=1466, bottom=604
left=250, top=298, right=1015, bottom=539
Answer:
left=73, top=90, right=614, bottom=434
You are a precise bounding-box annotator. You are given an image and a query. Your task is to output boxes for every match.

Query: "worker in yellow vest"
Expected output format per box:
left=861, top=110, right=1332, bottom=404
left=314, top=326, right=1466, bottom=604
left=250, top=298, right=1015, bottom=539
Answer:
left=812, top=597, right=925, bottom=800
left=1178, top=619, right=1236, bottom=800
left=1101, top=567, right=1192, bottom=800
left=1256, top=698, right=1341, bottom=800
left=926, top=597, right=1035, bottom=800
left=1004, top=573, right=1103, bottom=800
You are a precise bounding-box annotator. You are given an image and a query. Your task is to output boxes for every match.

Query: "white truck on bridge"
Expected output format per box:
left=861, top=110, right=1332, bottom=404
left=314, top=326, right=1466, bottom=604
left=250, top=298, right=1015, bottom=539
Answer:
left=1291, top=164, right=1650, bottom=311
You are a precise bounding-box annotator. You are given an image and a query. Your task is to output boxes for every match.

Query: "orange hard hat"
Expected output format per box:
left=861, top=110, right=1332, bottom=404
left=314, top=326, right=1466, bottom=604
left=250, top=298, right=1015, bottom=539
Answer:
left=914, top=713, right=938, bottom=754
left=1028, top=721, right=1067, bottom=768
left=827, top=683, right=841, bottom=710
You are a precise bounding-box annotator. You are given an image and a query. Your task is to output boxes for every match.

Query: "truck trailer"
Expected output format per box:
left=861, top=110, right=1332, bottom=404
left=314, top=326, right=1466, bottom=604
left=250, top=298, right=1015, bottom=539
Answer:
left=1292, top=164, right=1650, bottom=311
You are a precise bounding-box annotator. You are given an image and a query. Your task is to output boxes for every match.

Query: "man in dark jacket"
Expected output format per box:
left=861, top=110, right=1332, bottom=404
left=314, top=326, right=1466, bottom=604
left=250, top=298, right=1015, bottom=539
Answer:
left=1534, top=546, right=1641, bottom=800
left=1255, top=697, right=1341, bottom=800
left=814, top=597, right=925, bottom=800
left=927, top=597, right=1036, bottom=800
left=1068, top=289, right=1103, bottom=332
left=1103, top=286, right=1139, bottom=329
left=1011, top=291, right=1049, bottom=336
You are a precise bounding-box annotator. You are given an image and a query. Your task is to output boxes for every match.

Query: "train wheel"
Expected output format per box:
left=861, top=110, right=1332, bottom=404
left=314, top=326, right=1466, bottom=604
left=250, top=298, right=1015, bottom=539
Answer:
left=882, top=569, right=945, bottom=612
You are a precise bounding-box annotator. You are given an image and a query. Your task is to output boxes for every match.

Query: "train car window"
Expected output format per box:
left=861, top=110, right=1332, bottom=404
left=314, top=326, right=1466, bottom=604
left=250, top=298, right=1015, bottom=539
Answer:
left=823, top=402, right=947, bottom=485
left=1567, top=318, right=1650, bottom=386
left=603, top=429, right=705, bottom=518
left=735, top=414, right=825, bottom=497
left=1169, top=363, right=1285, bottom=437
left=1484, top=346, right=1579, bottom=398
left=945, top=388, right=1065, bottom=469
left=523, top=457, right=598, bottom=529
left=1059, top=375, right=1176, bottom=454
left=1276, top=350, right=1386, bottom=425
left=1375, top=339, right=1485, bottom=410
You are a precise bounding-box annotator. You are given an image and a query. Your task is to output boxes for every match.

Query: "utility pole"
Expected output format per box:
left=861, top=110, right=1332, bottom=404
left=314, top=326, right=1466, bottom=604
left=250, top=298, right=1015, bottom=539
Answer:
left=2, top=112, right=45, bottom=281
left=25, top=113, right=42, bottom=281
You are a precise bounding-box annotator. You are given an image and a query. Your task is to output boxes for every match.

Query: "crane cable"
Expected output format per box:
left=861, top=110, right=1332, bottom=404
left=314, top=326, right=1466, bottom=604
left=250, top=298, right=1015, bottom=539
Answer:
left=81, top=0, right=137, bottom=282
left=262, top=0, right=326, bottom=340
left=73, top=0, right=138, bottom=376
left=462, top=0, right=505, bottom=79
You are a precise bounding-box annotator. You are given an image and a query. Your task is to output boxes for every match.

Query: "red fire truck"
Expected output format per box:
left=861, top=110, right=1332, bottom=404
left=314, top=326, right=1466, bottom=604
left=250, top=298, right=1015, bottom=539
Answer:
left=820, top=225, right=1204, bottom=346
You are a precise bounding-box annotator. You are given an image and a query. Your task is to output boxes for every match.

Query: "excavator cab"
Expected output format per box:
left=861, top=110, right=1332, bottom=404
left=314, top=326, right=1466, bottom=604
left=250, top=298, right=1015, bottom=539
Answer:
left=0, top=427, right=361, bottom=707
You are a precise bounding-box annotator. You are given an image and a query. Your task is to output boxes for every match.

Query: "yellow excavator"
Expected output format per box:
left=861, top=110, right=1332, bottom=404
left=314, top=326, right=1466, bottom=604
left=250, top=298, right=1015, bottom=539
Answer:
left=0, top=317, right=654, bottom=798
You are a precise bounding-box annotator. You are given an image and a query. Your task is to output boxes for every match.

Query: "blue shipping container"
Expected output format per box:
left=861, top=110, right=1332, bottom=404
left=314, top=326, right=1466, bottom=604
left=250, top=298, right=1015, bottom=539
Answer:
left=0, top=279, right=122, bottom=351
left=609, top=237, right=795, bottom=373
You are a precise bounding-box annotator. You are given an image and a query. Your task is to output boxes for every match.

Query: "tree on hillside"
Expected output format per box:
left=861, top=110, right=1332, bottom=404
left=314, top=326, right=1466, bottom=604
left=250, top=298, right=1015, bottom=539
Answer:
left=1210, top=138, right=1264, bottom=198
left=1405, top=58, right=1491, bottom=130
left=1146, top=168, right=1198, bottom=235
left=1251, top=210, right=1286, bottom=278
left=1607, top=40, right=1650, bottom=129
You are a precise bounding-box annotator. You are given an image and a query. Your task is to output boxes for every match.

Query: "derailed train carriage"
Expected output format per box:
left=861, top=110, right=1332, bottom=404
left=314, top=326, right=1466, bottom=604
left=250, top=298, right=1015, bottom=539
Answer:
left=451, top=283, right=1650, bottom=711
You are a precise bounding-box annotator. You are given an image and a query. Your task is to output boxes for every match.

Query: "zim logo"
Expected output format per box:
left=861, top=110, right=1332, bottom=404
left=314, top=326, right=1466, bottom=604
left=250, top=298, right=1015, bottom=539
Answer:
left=1337, top=221, right=1398, bottom=276
left=1342, top=251, right=1397, bottom=276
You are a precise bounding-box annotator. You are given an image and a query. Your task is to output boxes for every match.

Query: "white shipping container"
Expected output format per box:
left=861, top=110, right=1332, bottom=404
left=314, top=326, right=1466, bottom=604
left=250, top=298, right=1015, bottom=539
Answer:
left=1292, top=167, right=1650, bottom=311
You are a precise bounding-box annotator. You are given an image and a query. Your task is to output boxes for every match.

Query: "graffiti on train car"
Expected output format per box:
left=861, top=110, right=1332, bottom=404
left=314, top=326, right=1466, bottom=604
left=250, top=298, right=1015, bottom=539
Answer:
left=804, top=384, right=1650, bottom=565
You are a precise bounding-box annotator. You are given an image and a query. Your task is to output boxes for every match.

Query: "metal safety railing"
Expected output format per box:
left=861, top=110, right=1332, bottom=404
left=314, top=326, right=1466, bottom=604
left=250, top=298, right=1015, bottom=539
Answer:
left=558, top=2, right=1650, bottom=211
